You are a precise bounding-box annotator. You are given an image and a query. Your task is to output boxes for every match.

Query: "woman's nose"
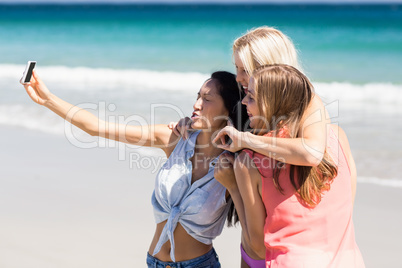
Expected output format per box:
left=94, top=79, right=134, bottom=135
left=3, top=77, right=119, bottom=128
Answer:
left=193, top=98, right=202, bottom=110
left=236, top=73, right=243, bottom=83
left=241, top=95, right=248, bottom=105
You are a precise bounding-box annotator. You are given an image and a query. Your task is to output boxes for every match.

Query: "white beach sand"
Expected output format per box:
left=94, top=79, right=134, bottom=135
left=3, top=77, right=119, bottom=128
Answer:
left=0, top=126, right=400, bottom=267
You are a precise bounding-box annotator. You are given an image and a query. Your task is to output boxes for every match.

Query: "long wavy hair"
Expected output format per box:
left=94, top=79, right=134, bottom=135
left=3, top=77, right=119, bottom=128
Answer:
left=252, top=64, right=338, bottom=207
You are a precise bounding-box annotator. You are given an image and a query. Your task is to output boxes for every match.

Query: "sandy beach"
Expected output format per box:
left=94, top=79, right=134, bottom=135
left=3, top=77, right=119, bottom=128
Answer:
left=1, top=126, right=401, bottom=267
left=1, top=2, right=401, bottom=267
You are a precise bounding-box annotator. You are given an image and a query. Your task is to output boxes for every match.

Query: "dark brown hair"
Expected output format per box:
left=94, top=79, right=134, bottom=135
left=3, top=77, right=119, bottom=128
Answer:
left=210, top=71, right=247, bottom=225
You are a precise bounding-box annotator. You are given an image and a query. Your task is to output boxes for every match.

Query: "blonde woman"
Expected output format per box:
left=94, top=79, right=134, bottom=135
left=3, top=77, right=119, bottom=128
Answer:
left=171, top=27, right=347, bottom=267
left=216, top=64, right=364, bottom=268
left=173, top=26, right=329, bottom=167
left=221, top=26, right=330, bottom=167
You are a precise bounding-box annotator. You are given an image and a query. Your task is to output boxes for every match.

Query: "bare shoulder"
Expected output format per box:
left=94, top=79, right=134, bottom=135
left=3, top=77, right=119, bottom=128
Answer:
left=300, top=93, right=330, bottom=134
left=234, top=151, right=252, bottom=169
left=312, top=93, right=323, bottom=103
left=329, top=124, right=352, bottom=155
left=308, top=93, right=325, bottom=111
left=305, top=94, right=331, bottom=122
left=235, top=151, right=262, bottom=187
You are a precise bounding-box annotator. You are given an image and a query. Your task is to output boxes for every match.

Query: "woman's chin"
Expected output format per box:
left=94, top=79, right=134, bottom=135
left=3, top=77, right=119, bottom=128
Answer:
left=191, top=118, right=225, bottom=131
left=190, top=121, right=202, bottom=130
left=191, top=121, right=216, bottom=131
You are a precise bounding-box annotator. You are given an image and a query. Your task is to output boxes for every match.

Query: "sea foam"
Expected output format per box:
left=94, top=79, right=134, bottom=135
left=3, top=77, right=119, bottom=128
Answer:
left=2, top=64, right=402, bottom=134
left=2, top=64, right=401, bottom=188
left=3, top=64, right=209, bottom=92
left=358, top=177, right=402, bottom=188
left=4, top=64, right=401, bottom=101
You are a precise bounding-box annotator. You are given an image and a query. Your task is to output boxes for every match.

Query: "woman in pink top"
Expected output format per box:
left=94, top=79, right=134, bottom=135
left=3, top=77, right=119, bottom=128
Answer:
left=215, top=64, right=365, bottom=267
left=171, top=27, right=333, bottom=267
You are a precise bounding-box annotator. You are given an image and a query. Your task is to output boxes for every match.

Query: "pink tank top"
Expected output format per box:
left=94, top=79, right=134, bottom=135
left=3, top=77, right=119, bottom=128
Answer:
left=244, top=127, right=365, bottom=268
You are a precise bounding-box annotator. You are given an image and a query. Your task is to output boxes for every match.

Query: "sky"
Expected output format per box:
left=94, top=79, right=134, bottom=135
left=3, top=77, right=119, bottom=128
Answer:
left=1, top=0, right=401, bottom=3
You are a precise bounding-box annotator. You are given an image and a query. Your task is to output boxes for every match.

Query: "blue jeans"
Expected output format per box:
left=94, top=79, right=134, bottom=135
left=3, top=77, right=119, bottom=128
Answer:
left=146, top=248, right=221, bottom=268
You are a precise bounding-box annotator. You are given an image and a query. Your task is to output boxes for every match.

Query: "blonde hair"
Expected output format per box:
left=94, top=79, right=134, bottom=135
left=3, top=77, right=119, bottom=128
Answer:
left=233, top=26, right=302, bottom=75
left=252, top=64, right=310, bottom=135
left=252, top=64, right=337, bottom=207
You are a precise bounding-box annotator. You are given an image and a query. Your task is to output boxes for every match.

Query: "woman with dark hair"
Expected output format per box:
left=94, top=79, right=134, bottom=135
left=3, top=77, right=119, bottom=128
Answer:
left=21, top=70, right=247, bottom=267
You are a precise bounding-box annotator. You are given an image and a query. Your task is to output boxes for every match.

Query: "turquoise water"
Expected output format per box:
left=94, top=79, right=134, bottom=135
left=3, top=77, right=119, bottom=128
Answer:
left=1, top=4, right=402, bottom=83
left=1, top=3, right=402, bottom=183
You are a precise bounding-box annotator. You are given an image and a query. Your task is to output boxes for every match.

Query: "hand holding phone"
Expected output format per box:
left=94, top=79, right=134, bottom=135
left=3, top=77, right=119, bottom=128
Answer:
left=20, top=61, right=36, bottom=84
left=21, top=63, right=52, bottom=106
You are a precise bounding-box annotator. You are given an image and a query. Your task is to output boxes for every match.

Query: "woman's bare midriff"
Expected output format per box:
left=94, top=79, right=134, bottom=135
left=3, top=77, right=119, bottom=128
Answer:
left=148, top=220, right=213, bottom=262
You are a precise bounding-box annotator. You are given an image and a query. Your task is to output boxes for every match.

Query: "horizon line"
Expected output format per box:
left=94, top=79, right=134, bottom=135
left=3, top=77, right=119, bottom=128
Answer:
left=1, top=1, right=401, bottom=4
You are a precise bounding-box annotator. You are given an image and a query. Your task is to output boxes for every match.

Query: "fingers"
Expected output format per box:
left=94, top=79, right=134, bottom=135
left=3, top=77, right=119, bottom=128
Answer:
left=29, top=70, right=40, bottom=86
left=214, top=154, right=235, bottom=181
left=23, top=84, right=32, bottom=95
left=167, top=122, right=175, bottom=130
left=213, top=126, right=235, bottom=146
left=183, top=124, right=190, bottom=140
left=215, top=154, right=234, bottom=172
left=223, top=152, right=235, bottom=164
left=220, top=136, right=226, bottom=145
left=173, top=117, right=192, bottom=140
left=212, top=133, right=221, bottom=144
left=173, top=125, right=181, bottom=136
left=217, top=143, right=235, bottom=152
left=32, top=70, right=44, bottom=87
left=168, top=122, right=181, bottom=136
left=219, top=155, right=233, bottom=167
left=32, top=70, right=40, bottom=82
left=213, top=128, right=227, bottom=144
left=182, top=117, right=192, bottom=140
left=216, top=144, right=229, bottom=150
left=23, top=84, right=40, bottom=104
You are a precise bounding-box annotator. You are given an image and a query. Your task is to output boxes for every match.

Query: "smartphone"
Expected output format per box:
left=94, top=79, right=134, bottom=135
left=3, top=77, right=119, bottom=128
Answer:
left=20, top=61, right=36, bottom=84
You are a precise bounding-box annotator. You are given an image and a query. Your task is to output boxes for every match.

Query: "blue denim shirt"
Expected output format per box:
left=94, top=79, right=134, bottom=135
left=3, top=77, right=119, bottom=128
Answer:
left=151, top=131, right=230, bottom=262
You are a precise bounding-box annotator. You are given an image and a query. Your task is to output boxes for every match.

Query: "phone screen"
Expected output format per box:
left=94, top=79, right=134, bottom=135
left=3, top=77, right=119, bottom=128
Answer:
left=24, top=62, right=36, bottom=83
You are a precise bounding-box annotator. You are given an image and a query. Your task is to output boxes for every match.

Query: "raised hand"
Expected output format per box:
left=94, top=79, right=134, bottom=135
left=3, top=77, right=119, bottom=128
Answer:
left=214, top=152, right=237, bottom=190
left=167, top=116, right=193, bottom=139
left=21, top=70, right=52, bottom=106
left=213, top=122, right=248, bottom=152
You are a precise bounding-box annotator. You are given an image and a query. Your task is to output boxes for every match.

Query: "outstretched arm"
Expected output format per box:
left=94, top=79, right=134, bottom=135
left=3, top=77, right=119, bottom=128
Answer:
left=214, top=95, right=330, bottom=166
left=23, top=71, right=179, bottom=155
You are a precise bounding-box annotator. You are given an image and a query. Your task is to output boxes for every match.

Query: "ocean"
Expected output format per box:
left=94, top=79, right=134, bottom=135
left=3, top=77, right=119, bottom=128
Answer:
left=1, top=3, right=401, bottom=185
